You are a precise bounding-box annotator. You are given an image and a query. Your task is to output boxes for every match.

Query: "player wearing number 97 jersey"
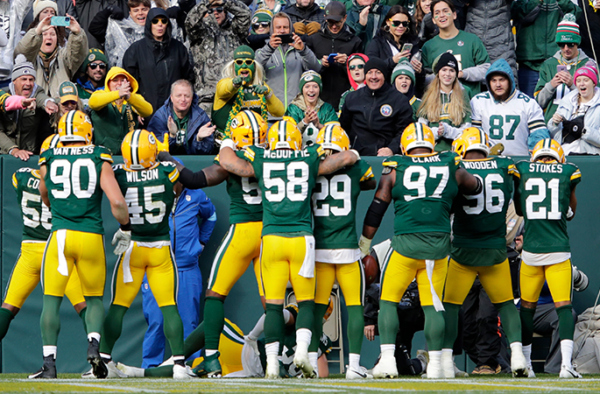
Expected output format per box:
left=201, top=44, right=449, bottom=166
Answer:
left=443, top=128, right=528, bottom=378
left=219, top=118, right=360, bottom=379
left=360, top=123, right=482, bottom=379
left=37, top=110, right=130, bottom=380
left=513, top=138, right=582, bottom=379
left=309, top=123, right=375, bottom=379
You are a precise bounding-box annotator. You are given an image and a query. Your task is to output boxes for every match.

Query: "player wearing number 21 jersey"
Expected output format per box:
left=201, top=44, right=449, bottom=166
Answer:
left=513, top=138, right=582, bottom=379
left=360, top=123, right=481, bottom=380
left=37, top=110, right=130, bottom=379
left=470, top=59, right=548, bottom=156
left=219, top=118, right=360, bottom=379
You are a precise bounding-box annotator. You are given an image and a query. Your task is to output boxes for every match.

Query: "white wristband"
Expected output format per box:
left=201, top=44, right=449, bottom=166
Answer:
left=358, top=235, right=372, bottom=258
left=567, top=207, right=574, bottom=219
left=350, top=149, right=361, bottom=161
left=220, top=138, right=236, bottom=151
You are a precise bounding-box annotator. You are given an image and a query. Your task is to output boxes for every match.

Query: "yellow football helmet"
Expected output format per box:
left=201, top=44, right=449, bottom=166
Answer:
left=267, top=119, right=302, bottom=150
left=230, top=110, right=267, bottom=149
left=531, top=138, right=565, bottom=163
left=121, top=129, right=158, bottom=170
left=316, top=122, right=350, bottom=152
left=57, top=110, right=93, bottom=144
left=40, top=134, right=63, bottom=153
left=452, top=127, right=490, bottom=158
left=400, top=123, right=435, bottom=155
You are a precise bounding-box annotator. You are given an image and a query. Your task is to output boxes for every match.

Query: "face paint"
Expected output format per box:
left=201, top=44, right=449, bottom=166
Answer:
left=235, top=58, right=255, bottom=85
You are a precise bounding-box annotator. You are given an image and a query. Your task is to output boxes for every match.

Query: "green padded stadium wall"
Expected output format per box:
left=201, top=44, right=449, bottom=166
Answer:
left=1, top=155, right=599, bottom=373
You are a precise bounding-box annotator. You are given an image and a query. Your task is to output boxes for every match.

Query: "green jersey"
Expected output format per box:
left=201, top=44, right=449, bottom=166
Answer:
left=515, top=160, right=581, bottom=254
left=39, top=145, right=113, bottom=234
left=113, top=162, right=179, bottom=242
left=312, top=160, right=374, bottom=250
left=12, top=168, right=52, bottom=241
left=245, top=145, right=324, bottom=236
left=215, top=152, right=263, bottom=224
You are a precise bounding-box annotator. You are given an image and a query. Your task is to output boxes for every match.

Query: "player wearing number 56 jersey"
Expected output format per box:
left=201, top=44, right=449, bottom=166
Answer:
left=309, top=123, right=375, bottom=379
left=442, top=128, right=528, bottom=378
left=470, top=59, right=549, bottom=156
left=37, top=110, right=130, bottom=380
left=360, top=123, right=482, bottom=379
left=219, top=118, right=360, bottom=379
left=513, top=138, right=582, bottom=379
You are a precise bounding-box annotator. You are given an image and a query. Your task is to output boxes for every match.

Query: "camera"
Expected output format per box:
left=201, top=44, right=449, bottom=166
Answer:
left=573, top=266, right=589, bottom=292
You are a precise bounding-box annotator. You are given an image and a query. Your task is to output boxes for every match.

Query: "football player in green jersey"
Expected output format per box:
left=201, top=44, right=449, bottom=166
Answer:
left=36, top=110, right=130, bottom=379
left=443, top=128, right=528, bottom=378
left=1, top=136, right=87, bottom=349
left=309, top=123, right=376, bottom=378
left=98, top=129, right=188, bottom=379
left=218, top=118, right=360, bottom=379
left=359, top=123, right=481, bottom=379
left=513, top=138, right=582, bottom=379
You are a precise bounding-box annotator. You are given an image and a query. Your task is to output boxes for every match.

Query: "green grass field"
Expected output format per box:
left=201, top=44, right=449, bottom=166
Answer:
left=1, top=374, right=599, bottom=393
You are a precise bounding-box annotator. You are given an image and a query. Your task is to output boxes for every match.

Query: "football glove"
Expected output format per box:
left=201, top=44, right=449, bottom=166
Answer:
left=112, top=228, right=131, bottom=255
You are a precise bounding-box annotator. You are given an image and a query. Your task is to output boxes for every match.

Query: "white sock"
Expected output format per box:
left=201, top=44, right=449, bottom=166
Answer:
left=429, top=350, right=442, bottom=364
left=349, top=353, right=360, bottom=370
left=43, top=346, right=57, bottom=358
left=441, top=348, right=453, bottom=357
left=99, top=352, right=112, bottom=361
left=309, top=352, right=318, bottom=371
left=87, top=332, right=101, bottom=342
left=510, top=342, right=523, bottom=355
left=380, top=344, right=395, bottom=359
left=560, top=339, right=574, bottom=368
left=205, top=349, right=217, bottom=357
left=296, top=328, right=312, bottom=349
left=522, top=344, right=532, bottom=364
left=265, top=342, right=279, bottom=357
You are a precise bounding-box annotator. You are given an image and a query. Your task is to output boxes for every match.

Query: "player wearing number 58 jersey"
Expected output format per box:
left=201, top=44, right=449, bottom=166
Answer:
left=442, top=128, right=528, bottom=378
left=513, top=138, right=582, bottom=379
left=37, top=110, right=130, bottom=379
left=470, top=59, right=549, bottom=156
left=360, top=123, right=482, bottom=379
left=219, top=118, right=360, bottom=379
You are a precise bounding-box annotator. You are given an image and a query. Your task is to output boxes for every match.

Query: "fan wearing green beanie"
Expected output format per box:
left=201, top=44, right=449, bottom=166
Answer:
left=76, top=48, right=109, bottom=106
left=391, top=60, right=420, bottom=121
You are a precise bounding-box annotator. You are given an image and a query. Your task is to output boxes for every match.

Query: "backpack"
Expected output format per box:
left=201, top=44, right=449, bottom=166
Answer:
left=573, top=289, right=600, bottom=374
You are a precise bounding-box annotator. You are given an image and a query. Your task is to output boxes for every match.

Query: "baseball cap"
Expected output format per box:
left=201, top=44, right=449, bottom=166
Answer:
left=324, top=1, right=346, bottom=21
left=58, top=81, right=78, bottom=103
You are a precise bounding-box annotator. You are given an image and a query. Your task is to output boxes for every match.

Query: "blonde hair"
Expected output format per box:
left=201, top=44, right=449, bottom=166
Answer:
left=417, top=76, right=468, bottom=125
left=222, top=60, right=265, bottom=85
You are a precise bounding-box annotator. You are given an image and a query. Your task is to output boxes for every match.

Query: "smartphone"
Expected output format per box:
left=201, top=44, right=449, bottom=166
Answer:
left=327, top=53, right=338, bottom=64
left=278, top=34, right=293, bottom=44
left=401, top=43, right=413, bottom=53
left=51, top=16, right=70, bottom=27
left=557, top=65, right=568, bottom=73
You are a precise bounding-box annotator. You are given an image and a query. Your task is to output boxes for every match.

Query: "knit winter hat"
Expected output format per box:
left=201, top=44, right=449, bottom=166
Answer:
left=574, top=63, right=598, bottom=86
left=365, top=57, right=390, bottom=82
left=12, top=54, right=36, bottom=82
left=82, top=48, right=109, bottom=70
left=433, top=52, right=459, bottom=75
left=299, top=70, right=322, bottom=92
left=556, top=14, right=581, bottom=45
left=233, top=45, right=255, bottom=60
left=391, top=60, right=415, bottom=86
left=252, top=8, right=273, bottom=24
left=33, top=0, right=58, bottom=19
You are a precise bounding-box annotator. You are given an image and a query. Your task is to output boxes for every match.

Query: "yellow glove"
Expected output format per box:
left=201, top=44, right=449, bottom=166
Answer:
left=155, top=132, right=169, bottom=153
left=293, top=22, right=307, bottom=35
left=305, top=21, right=321, bottom=35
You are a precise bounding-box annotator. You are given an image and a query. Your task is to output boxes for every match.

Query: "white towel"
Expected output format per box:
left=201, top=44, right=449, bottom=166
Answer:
left=121, top=242, right=135, bottom=283
left=56, top=230, right=69, bottom=276
left=425, top=259, right=445, bottom=312
left=298, top=236, right=316, bottom=278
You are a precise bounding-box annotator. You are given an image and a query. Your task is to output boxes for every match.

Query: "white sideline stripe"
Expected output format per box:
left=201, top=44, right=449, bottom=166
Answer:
left=62, top=382, right=168, bottom=393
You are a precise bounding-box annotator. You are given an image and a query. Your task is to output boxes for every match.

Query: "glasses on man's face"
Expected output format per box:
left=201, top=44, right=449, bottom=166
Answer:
left=89, top=63, right=106, bottom=70
left=152, top=17, right=168, bottom=25
left=349, top=64, right=364, bottom=70
left=207, top=7, right=224, bottom=14
left=326, top=19, right=343, bottom=27
left=390, top=20, right=409, bottom=27
left=252, top=22, right=270, bottom=29
left=235, top=59, right=255, bottom=66
left=559, top=42, right=576, bottom=48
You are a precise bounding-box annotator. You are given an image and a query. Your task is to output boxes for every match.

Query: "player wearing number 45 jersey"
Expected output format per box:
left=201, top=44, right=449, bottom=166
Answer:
left=442, top=128, right=528, bottom=378
left=470, top=59, right=549, bottom=156
left=513, top=138, right=582, bottom=379
left=360, top=123, right=482, bottom=379
left=219, top=118, right=360, bottom=379
left=36, top=110, right=130, bottom=379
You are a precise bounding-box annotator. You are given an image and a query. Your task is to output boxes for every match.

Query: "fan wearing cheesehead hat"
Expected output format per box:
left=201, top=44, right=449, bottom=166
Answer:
left=35, top=110, right=129, bottom=379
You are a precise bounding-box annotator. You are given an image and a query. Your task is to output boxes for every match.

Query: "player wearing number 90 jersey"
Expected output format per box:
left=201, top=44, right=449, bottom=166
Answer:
left=513, top=138, right=582, bottom=379
left=360, top=123, right=481, bottom=379
left=442, top=128, right=528, bottom=378
left=309, top=123, right=375, bottom=379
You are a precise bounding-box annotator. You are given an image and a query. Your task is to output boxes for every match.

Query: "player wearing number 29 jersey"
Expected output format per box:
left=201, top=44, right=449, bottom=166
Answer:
left=513, top=138, right=582, bottom=379
left=442, top=128, right=528, bottom=378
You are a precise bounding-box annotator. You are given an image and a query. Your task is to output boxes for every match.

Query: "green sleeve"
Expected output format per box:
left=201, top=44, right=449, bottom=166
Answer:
left=511, top=0, right=539, bottom=20
left=284, top=104, right=304, bottom=125
left=473, top=37, right=491, bottom=65
left=421, top=41, right=432, bottom=69
left=534, top=61, right=552, bottom=97
left=318, top=103, right=339, bottom=124
left=558, top=0, right=581, bottom=19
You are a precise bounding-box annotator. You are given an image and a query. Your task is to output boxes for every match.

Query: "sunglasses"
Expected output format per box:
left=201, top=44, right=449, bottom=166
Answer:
left=152, top=17, right=168, bottom=25
left=235, top=59, right=254, bottom=66
left=349, top=64, right=364, bottom=70
left=88, top=63, right=106, bottom=70
left=390, top=20, right=410, bottom=27
left=207, top=7, right=224, bottom=14
left=559, top=42, right=576, bottom=48
left=252, top=22, right=270, bottom=29
left=61, top=100, right=77, bottom=106
left=326, top=19, right=343, bottom=26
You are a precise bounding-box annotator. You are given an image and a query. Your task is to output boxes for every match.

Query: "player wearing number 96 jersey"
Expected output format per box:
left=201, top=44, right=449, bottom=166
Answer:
left=219, top=118, right=360, bottom=379
left=37, top=110, right=130, bottom=380
left=360, top=123, right=482, bottom=379
left=309, top=123, right=375, bottom=379
left=443, top=128, right=528, bottom=378
left=513, top=138, right=582, bottom=379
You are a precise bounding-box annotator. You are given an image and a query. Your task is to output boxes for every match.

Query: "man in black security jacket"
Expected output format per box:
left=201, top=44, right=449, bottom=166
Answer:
left=339, top=57, right=412, bottom=156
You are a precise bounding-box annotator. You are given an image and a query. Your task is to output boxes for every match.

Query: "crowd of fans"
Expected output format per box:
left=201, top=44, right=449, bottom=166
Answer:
left=0, top=0, right=599, bottom=160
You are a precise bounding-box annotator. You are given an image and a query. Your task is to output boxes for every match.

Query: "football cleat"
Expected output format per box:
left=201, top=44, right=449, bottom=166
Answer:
left=267, top=119, right=302, bottom=150
left=425, top=357, right=443, bottom=379
left=57, top=110, right=93, bottom=144
left=173, top=364, right=195, bottom=380
left=116, top=362, right=145, bottom=378
left=401, top=123, right=435, bottom=155
left=107, top=360, right=128, bottom=378
left=511, top=346, right=529, bottom=378
left=559, top=364, right=582, bottom=378
left=87, top=338, right=108, bottom=379
left=527, top=365, right=536, bottom=378
left=28, top=356, right=57, bottom=379
left=293, top=346, right=316, bottom=378
left=230, top=109, right=268, bottom=149
left=265, top=355, right=281, bottom=379
left=193, top=351, right=222, bottom=378
left=40, top=134, right=63, bottom=153
left=452, top=127, right=490, bottom=158
left=372, top=355, right=398, bottom=379
left=121, top=129, right=158, bottom=170
left=441, top=351, right=455, bottom=379
left=416, top=350, right=429, bottom=372
left=345, top=365, right=372, bottom=379
left=531, top=138, right=565, bottom=163
left=316, top=122, right=350, bottom=153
